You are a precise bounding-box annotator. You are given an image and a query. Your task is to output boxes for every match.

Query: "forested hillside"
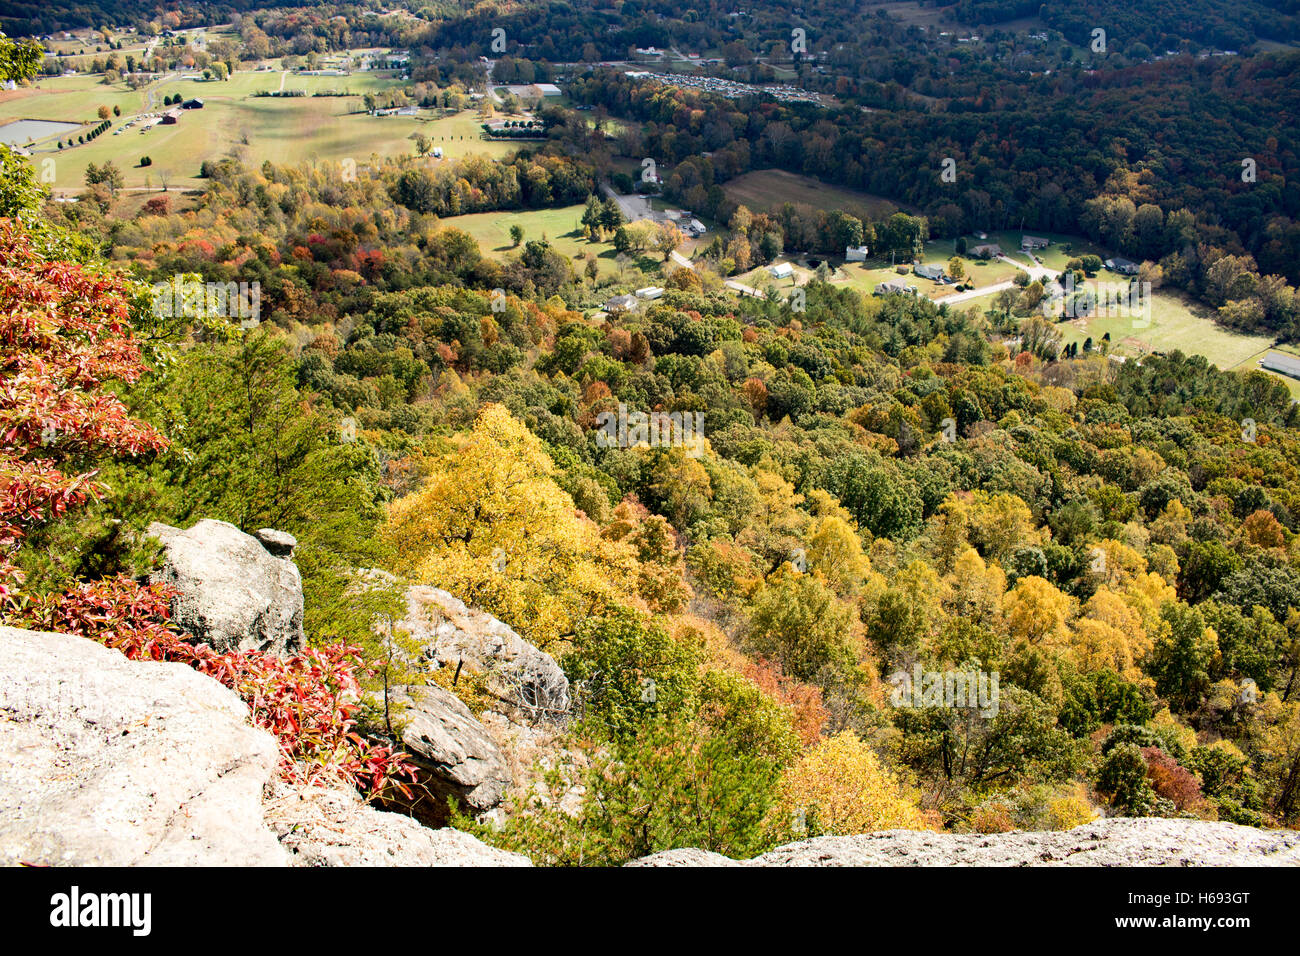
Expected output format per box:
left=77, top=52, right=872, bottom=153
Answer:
left=3, top=7, right=1300, bottom=869
left=8, top=158, right=1300, bottom=865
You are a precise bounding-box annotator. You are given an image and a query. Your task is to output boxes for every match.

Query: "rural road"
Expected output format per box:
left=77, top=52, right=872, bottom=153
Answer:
left=931, top=279, right=1015, bottom=305
left=925, top=252, right=1056, bottom=305
left=998, top=252, right=1055, bottom=282
left=724, top=279, right=765, bottom=297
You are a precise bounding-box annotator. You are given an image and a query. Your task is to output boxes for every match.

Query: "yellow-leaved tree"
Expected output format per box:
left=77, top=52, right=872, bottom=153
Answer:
left=1003, top=575, right=1073, bottom=648
left=384, top=403, right=643, bottom=650
left=769, top=731, right=931, bottom=838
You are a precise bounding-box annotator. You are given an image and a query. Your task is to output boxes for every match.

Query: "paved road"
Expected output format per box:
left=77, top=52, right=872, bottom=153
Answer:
left=724, top=279, right=765, bottom=298
left=923, top=253, right=1056, bottom=306
left=997, top=252, right=1055, bottom=282
left=930, top=279, right=1016, bottom=305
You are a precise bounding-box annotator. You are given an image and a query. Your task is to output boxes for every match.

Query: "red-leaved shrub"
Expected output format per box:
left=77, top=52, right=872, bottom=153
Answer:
left=38, top=576, right=417, bottom=798
left=1, top=217, right=414, bottom=800
left=1141, top=746, right=1203, bottom=811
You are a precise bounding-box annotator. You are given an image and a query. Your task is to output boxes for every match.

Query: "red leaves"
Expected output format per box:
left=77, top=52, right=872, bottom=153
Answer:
left=0, top=218, right=167, bottom=546
left=0, top=218, right=416, bottom=800
left=32, top=576, right=418, bottom=799
left=195, top=643, right=418, bottom=796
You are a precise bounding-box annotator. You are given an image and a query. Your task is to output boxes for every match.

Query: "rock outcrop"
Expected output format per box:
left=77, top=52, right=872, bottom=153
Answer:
left=148, top=518, right=304, bottom=655
left=0, top=624, right=524, bottom=867
left=267, top=783, right=530, bottom=866
left=627, top=820, right=1300, bottom=867
left=377, top=683, right=513, bottom=823
left=0, top=624, right=286, bottom=866
left=398, top=586, right=570, bottom=725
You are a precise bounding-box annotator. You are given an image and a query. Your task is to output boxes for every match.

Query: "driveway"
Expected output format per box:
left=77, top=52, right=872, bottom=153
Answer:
left=599, top=181, right=656, bottom=222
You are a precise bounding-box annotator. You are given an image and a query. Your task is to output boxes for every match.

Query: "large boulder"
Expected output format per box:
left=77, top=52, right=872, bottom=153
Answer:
left=148, top=518, right=304, bottom=655
left=398, top=586, right=570, bottom=725
left=268, top=783, right=531, bottom=866
left=628, top=819, right=1300, bottom=867
left=0, top=624, right=532, bottom=867
left=0, top=624, right=287, bottom=866
left=377, top=683, right=512, bottom=824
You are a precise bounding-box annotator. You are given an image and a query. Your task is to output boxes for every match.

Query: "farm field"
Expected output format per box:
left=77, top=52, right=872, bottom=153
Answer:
left=2, top=71, right=518, bottom=190
left=0, top=72, right=152, bottom=125
left=722, top=169, right=903, bottom=220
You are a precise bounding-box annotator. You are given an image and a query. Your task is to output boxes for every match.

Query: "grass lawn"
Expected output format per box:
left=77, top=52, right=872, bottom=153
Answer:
left=969, top=229, right=1108, bottom=272
left=1056, top=289, right=1276, bottom=371
left=439, top=204, right=658, bottom=280
left=945, top=290, right=1004, bottom=315
left=830, top=249, right=1016, bottom=298
left=6, top=72, right=516, bottom=190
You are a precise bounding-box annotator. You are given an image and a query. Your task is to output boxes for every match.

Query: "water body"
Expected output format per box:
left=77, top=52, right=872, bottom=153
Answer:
left=0, top=119, right=82, bottom=145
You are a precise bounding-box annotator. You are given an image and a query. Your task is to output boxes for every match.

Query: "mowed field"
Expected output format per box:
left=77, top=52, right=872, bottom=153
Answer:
left=722, top=169, right=902, bottom=220
left=2, top=71, right=519, bottom=190
left=439, top=204, right=653, bottom=279
left=1056, top=289, right=1276, bottom=370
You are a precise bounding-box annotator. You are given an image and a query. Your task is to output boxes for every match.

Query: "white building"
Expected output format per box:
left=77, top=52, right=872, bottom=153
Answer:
left=769, top=262, right=794, bottom=279
left=635, top=286, right=665, bottom=300
left=845, top=245, right=869, bottom=262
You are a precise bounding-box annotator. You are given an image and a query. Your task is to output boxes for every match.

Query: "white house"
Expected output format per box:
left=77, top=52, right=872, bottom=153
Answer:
left=603, top=294, right=639, bottom=313
left=769, top=262, right=795, bottom=279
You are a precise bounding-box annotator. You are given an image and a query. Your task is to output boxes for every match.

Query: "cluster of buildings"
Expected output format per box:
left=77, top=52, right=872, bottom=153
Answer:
left=499, top=83, right=562, bottom=99
left=658, top=208, right=707, bottom=237
left=626, top=71, right=822, bottom=105
left=602, top=286, right=666, bottom=313
left=874, top=279, right=918, bottom=296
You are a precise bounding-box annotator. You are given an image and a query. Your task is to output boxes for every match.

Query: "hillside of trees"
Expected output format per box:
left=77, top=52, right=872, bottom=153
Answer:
left=4, top=9, right=1300, bottom=867
left=6, top=137, right=1298, bottom=865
